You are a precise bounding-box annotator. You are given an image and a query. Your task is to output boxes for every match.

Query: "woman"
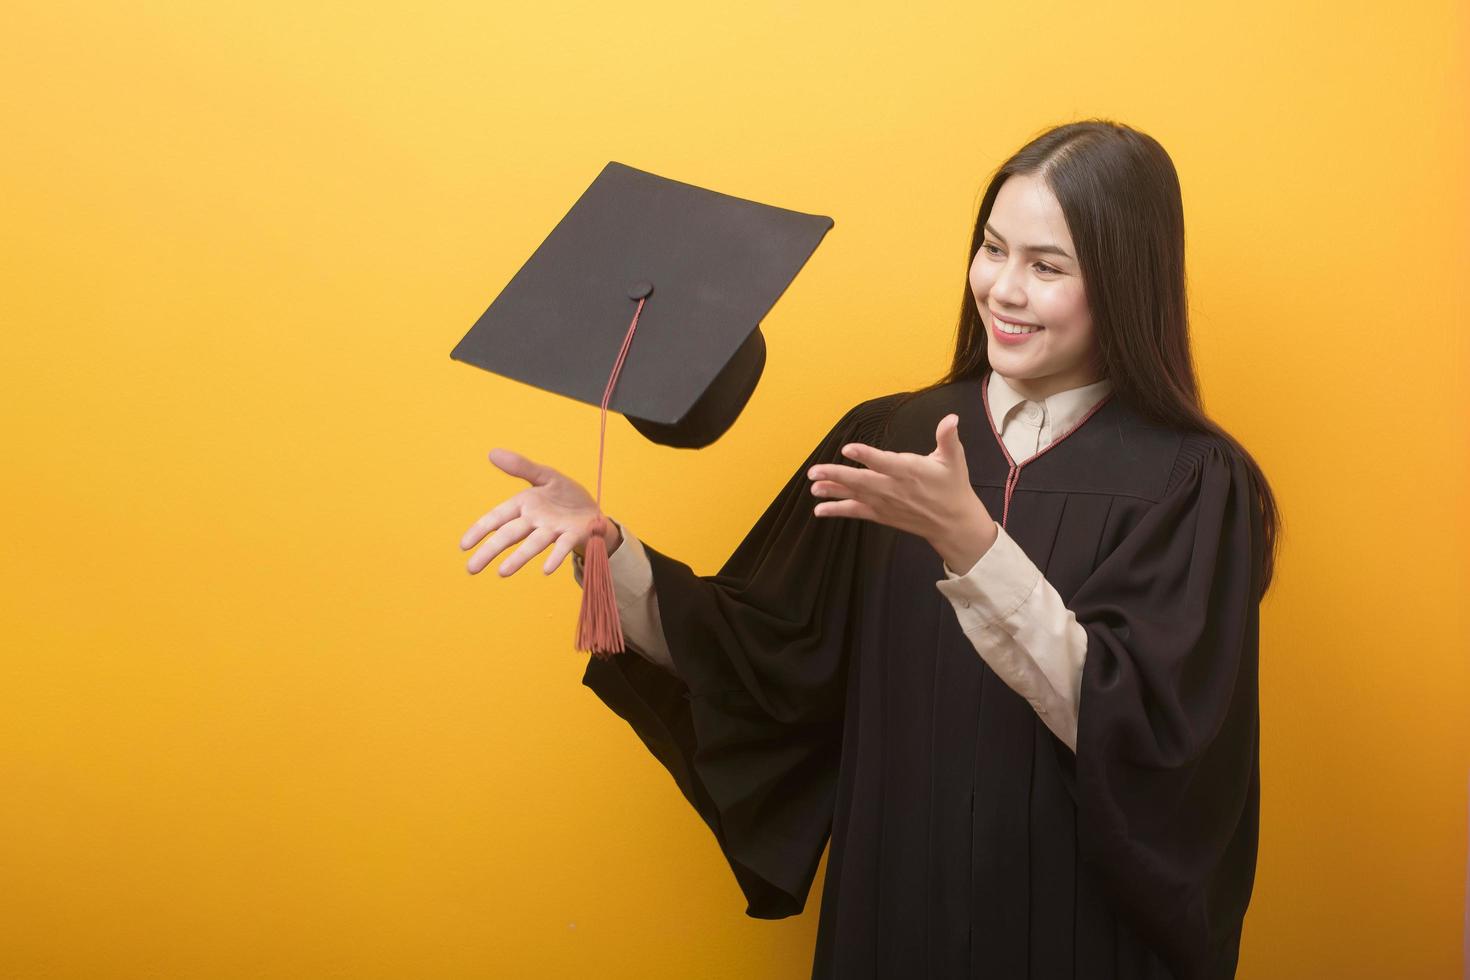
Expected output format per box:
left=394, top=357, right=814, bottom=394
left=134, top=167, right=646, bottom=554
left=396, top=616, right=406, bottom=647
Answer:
left=461, top=119, right=1281, bottom=979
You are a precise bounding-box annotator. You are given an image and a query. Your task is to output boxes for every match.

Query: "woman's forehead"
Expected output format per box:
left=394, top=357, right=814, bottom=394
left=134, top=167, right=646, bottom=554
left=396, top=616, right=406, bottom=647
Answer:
left=990, top=175, right=1075, bottom=254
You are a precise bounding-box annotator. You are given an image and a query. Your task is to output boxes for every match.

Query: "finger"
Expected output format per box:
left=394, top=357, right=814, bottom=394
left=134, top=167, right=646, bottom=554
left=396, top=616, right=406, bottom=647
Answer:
left=808, top=463, right=890, bottom=497
left=488, top=448, right=554, bottom=487
left=542, top=529, right=583, bottom=575
left=836, top=442, right=911, bottom=476
left=810, top=479, right=858, bottom=500
left=460, top=498, right=523, bottom=550
left=466, top=516, right=531, bottom=574
left=498, top=527, right=560, bottom=577
left=813, top=498, right=879, bottom=521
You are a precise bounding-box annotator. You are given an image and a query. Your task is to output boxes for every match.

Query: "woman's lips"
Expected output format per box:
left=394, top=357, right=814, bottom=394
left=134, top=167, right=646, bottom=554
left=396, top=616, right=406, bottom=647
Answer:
left=991, top=310, right=1040, bottom=326
left=990, top=316, right=1044, bottom=345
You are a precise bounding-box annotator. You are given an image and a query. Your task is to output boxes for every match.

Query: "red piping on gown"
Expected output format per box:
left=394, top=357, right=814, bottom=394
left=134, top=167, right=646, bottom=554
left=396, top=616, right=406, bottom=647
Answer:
left=979, top=369, right=1114, bottom=529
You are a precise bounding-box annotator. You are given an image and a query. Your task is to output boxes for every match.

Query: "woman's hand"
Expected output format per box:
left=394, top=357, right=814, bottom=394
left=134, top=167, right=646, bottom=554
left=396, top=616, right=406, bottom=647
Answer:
left=460, top=448, right=621, bottom=577
left=806, top=413, right=998, bottom=574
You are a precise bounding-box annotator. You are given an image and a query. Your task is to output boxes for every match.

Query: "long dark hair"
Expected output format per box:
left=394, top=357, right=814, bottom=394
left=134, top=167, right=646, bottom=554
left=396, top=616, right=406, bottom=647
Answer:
left=895, top=119, right=1281, bottom=598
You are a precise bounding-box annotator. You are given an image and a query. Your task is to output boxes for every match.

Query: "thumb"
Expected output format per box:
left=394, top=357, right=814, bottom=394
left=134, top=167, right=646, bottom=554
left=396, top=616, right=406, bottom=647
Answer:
left=935, top=414, right=964, bottom=458
left=489, top=447, right=551, bottom=486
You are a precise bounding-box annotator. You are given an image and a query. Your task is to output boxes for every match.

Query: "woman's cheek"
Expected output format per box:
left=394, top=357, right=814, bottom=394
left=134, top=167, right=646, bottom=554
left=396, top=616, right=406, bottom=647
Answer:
left=970, top=271, right=993, bottom=300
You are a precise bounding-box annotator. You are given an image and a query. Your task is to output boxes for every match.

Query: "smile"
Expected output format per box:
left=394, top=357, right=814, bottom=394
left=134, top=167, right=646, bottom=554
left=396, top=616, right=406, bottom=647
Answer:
left=997, top=320, right=1041, bottom=335
left=990, top=316, right=1044, bottom=345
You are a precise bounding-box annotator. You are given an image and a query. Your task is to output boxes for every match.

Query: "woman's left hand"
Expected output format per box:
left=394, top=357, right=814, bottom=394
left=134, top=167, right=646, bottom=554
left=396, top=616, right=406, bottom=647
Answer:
left=807, top=413, right=999, bottom=574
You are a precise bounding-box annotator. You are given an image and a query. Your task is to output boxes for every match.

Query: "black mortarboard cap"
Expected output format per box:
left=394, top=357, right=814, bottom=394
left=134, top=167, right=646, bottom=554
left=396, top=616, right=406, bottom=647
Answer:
left=449, top=161, right=834, bottom=658
left=449, top=161, right=834, bottom=448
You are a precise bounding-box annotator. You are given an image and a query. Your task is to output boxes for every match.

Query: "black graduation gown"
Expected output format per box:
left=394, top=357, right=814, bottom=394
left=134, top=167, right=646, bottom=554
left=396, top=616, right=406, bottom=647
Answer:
left=581, top=372, right=1263, bottom=979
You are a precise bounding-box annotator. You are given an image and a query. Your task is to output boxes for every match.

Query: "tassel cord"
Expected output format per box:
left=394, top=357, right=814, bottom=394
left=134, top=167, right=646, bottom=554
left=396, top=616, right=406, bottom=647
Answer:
left=576, top=297, right=647, bottom=657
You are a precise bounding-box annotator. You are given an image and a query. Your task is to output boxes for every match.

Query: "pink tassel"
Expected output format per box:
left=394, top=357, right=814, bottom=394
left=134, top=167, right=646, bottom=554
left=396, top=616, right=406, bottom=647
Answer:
left=576, top=514, right=625, bottom=657
left=574, top=293, right=646, bottom=658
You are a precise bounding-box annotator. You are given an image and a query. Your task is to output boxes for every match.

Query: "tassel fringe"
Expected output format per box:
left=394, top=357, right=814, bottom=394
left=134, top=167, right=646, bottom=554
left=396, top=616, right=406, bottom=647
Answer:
left=576, top=514, right=625, bottom=658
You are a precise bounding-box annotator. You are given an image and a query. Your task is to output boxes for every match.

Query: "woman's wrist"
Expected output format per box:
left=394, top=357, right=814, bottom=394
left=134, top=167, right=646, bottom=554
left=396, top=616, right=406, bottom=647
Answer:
left=574, top=516, right=624, bottom=559
left=930, top=504, right=998, bottom=576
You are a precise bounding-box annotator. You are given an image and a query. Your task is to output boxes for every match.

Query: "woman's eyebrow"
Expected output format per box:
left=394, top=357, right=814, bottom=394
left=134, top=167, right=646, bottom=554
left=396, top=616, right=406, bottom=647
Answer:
left=984, top=224, right=1073, bottom=259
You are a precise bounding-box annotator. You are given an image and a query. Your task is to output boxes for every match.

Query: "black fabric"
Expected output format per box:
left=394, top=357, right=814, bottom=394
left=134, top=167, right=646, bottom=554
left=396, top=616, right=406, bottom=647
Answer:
left=581, top=372, right=1262, bottom=979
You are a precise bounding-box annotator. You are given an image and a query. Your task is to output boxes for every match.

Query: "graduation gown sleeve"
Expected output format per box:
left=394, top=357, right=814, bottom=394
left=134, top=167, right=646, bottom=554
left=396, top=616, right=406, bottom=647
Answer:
left=1064, top=435, right=1264, bottom=978
left=580, top=393, right=902, bottom=920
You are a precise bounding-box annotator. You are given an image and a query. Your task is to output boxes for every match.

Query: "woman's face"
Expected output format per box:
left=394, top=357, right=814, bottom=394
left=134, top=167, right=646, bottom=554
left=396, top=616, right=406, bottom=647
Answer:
left=969, top=173, right=1103, bottom=399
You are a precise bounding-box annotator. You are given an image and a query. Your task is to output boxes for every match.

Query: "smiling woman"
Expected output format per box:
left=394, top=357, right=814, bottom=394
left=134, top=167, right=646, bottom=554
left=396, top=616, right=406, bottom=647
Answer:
left=970, top=174, right=1101, bottom=386
left=471, top=118, right=1281, bottom=980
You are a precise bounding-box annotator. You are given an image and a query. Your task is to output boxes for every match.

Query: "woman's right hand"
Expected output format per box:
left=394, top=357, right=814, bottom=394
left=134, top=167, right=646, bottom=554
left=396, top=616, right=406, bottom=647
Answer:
left=459, top=448, right=621, bottom=578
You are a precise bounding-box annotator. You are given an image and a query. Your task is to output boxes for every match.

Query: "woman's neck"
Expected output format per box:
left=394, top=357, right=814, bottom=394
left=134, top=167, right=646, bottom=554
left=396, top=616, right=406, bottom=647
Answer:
left=995, top=366, right=1107, bottom=402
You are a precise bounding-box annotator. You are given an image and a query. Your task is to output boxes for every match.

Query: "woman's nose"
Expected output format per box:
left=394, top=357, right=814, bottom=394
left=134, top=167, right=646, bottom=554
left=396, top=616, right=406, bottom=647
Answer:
left=991, top=259, right=1027, bottom=305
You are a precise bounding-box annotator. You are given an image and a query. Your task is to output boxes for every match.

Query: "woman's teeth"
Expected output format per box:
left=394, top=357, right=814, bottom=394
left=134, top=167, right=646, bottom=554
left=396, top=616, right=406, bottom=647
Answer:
left=998, top=320, right=1041, bottom=334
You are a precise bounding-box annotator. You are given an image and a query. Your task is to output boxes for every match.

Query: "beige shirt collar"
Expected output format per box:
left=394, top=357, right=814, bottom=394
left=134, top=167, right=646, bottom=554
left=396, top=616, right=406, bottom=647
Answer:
left=986, top=369, right=1114, bottom=439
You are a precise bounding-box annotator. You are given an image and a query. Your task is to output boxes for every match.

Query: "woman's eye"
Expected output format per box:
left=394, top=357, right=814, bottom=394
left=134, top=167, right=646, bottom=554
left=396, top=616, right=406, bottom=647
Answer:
left=982, top=243, right=1060, bottom=275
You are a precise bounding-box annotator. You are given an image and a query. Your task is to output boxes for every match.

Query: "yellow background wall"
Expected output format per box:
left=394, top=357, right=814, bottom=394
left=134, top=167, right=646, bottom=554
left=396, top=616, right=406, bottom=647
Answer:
left=3, top=1, right=1466, bottom=976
